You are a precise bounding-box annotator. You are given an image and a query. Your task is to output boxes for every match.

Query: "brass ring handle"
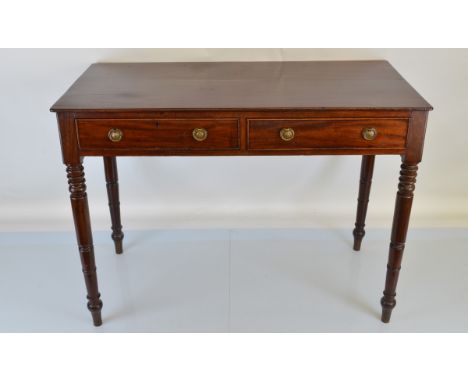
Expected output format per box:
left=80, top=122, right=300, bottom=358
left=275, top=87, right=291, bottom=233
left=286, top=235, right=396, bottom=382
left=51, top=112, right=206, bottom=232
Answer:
left=280, top=128, right=295, bottom=141
left=108, top=128, right=123, bottom=142
left=362, top=127, right=377, bottom=141
left=192, top=128, right=208, bottom=142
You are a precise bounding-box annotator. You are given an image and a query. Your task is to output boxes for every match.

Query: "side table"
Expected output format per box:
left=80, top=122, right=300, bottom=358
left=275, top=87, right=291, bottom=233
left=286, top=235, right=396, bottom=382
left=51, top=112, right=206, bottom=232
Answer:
left=51, top=61, right=432, bottom=326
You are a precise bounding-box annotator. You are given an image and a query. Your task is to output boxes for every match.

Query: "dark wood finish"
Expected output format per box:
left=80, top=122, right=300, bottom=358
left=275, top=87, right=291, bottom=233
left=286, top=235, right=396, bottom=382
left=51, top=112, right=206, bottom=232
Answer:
left=51, top=61, right=432, bottom=111
left=380, top=110, right=428, bottom=322
left=103, top=157, right=124, bottom=254
left=57, top=112, right=103, bottom=326
left=66, top=163, right=103, bottom=326
left=248, top=119, right=407, bottom=150
left=381, top=161, right=418, bottom=323
left=73, top=110, right=413, bottom=157
left=51, top=61, right=432, bottom=326
left=353, top=155, right=375, bottom=251
left=77, top=118, right=240, bottom=151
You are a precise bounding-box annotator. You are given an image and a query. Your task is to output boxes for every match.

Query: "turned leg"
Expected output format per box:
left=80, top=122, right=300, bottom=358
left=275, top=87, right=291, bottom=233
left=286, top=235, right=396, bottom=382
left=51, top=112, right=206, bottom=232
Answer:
left=353, top=155, right=375, bottom=251
left=103, top=157, right=124, bottom=254
left=380, top=161, right=419, bottom=323
left=67, top=163, right=103, bottom=326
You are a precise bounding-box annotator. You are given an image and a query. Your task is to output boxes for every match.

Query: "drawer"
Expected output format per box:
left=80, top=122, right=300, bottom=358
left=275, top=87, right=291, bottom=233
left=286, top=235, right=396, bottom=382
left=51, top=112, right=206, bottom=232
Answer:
left=76, top=119, right=240, bottom=150
left=247, top=119, right=408, bottom=150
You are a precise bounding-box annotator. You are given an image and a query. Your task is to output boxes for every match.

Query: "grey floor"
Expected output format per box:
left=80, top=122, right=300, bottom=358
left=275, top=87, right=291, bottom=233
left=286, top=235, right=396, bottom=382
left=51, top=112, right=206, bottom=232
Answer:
left=0, top=228, right=467, bottom=332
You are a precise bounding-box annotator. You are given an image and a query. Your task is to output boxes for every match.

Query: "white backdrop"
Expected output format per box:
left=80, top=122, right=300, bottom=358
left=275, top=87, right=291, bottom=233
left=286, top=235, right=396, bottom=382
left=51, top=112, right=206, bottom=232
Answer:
left=1, top=49, right=467, bottom=231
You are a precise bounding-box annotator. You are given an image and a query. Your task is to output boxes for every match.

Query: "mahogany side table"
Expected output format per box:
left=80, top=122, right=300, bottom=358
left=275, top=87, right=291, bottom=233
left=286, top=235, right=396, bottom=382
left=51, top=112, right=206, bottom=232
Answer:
left=51, top=61, right=432, bottom=326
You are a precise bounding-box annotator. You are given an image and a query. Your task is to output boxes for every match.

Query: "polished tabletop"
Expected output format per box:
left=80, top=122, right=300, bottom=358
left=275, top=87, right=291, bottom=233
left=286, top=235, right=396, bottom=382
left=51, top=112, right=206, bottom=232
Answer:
left=51, top=61, right=432, bottom=112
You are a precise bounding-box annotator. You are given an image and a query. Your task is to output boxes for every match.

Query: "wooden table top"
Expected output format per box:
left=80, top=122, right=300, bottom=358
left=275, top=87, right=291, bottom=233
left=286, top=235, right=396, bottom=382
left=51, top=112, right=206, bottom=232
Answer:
left=51, top=60, right=432, bottom=112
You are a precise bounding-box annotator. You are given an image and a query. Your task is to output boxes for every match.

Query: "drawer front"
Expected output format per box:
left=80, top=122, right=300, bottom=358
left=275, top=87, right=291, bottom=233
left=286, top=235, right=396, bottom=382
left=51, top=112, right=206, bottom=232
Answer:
left=248, top=119, right=408, bottom=150
left=76, top=119, right=240, bottom=150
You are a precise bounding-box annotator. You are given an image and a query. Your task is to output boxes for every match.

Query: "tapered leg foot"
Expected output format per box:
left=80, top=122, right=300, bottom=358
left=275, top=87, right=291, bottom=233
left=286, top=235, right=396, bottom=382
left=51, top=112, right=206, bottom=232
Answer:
left=353, top=155, right=375, bottom=251
left=113, top=240, right=123, bottom=255
left=352, top=235, right=363, bottom=251
left=89, top=298, right=103, bottom=326
left=380, top=162, right=419, bottom=323
left=380, top=302, right=394, bottom=323
left=92, top=314, right=102, bottom=327
left=104, top=157, right=124, bottom=255
left=67, top=163, right=103, bottom=326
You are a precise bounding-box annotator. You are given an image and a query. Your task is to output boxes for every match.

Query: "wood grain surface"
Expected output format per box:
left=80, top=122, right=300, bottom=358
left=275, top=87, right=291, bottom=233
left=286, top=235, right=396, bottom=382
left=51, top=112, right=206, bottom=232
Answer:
left=51, top=61, right=432, bottom=111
